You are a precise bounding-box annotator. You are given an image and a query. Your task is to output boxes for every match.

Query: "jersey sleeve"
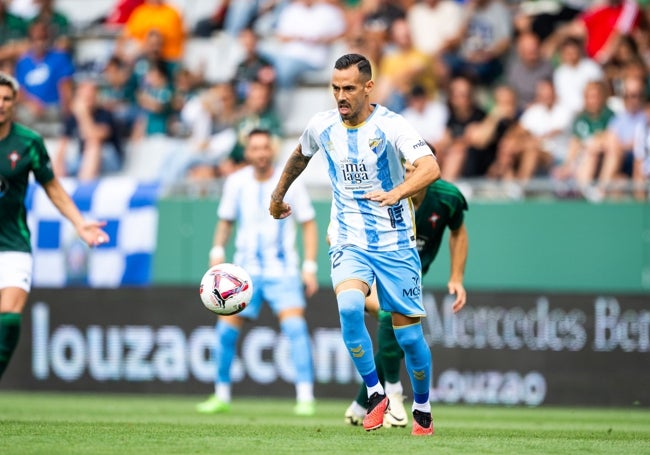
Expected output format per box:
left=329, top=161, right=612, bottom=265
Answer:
left=298, top=116, right=322, bottom=158
left=30, top=134, right=55, bottom=185
left=393, top=114, right=435, bottom=164
left=447, top=186, right=468, bottom=231
left=217, top=174, right=239, bottom=221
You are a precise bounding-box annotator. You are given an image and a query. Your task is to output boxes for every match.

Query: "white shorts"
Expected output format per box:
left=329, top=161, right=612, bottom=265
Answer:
left=0, top=252, right=33, bottom=292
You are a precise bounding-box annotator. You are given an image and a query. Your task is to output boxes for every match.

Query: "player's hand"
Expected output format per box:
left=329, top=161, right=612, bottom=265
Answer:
left=269, top=199, right=292, bottom=219
left=76, top=220, right=109, bottom=247
left=448, top=280, right=466, bottom=313
left=363, top=189, right=400, bottom=207
left=302, top=271, right=319, bottom=298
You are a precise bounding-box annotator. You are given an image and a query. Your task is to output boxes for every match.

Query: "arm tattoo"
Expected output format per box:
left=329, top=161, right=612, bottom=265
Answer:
left=271, top=145, right=311, bottom=202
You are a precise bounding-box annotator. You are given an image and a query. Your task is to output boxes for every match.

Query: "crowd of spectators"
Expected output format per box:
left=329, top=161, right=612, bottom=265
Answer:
left=1, top=0, right=650, bottom=200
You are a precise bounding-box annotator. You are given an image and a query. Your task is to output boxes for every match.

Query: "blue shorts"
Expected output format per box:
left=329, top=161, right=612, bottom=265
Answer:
left=329, top=244, right=425, bottom=318
left=238, top=275, right=306, bottom=320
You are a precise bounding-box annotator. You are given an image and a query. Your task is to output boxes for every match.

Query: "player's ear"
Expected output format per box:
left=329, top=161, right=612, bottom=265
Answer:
left=364, top=79, right=374, bottom=94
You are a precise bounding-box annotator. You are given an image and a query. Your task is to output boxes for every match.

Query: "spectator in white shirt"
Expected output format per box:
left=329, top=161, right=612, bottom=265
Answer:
left=259, top=0, right=346, bottom=88
left=553, top=36, right=604, bottom=115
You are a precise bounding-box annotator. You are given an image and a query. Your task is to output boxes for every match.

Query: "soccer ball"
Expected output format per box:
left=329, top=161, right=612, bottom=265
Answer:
left=199, top=263, right=253, bottom=315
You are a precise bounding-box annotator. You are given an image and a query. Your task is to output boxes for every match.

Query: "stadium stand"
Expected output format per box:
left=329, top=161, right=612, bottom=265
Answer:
left=8, top=0, right=649, bottom=201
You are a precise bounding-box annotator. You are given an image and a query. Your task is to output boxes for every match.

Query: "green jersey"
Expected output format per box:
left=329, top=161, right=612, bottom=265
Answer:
left=572, top=107, right=615, bottom=141
left=414, top=179, right=468, bottom=275
left=0, top=123, right=55, bottom=253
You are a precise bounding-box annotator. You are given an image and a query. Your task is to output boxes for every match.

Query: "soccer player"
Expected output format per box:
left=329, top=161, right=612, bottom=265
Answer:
left=345, top=163, right=468, bottom=428
left=269, top=53, right=441, bottom=436
left=0, top=72, right=109, bottom=380
left=197, top=128, right=319, bottom=416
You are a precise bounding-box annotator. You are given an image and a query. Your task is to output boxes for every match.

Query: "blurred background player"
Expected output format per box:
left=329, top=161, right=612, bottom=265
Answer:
left=345, top=164, right=468, bottom=428
left=269, top=54, right=440, bottom=436
left=0, top=72, right=109, bottom=379
left=196, top=128, right=319, bottom=416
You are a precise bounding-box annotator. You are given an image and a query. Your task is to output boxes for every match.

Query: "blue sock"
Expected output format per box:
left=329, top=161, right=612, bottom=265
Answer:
left=394, top=322, right=431, bottom=404
left=337, top=289, right=378, bottom=387
left=280, top=316, right=313, bottom=384
left=214, top=321, right=240, bottom=384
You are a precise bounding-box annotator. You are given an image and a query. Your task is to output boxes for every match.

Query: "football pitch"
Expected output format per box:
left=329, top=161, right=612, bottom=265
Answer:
left=1, top=392, right=649, bottom=455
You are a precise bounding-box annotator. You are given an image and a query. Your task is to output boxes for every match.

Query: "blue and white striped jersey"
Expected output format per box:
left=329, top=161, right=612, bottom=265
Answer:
left=218, top=166, right=315, bottom=277
left=299, top=104, right=434, bottom=252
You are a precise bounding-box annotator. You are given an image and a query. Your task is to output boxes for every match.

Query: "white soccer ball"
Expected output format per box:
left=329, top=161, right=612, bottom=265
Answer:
left=199, top=263, right=253, bottom=315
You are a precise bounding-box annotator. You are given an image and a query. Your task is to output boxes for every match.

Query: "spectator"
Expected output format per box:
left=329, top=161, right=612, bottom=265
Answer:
left=98, top=55, right=139, bottom=138
left=0, top=0, right=29, bottom=64
left=132, top=59, right=173, bottom=138
left=436, top=75, right=486, bottom=181
left=53, top=80, right=124, bottom=181
left=374, top=17, right=437, bottom=112
left=464, top=85, right=522, bottom=178
left=170, top=66, right=201, bottom=125
left=555, top=0, right=641, bottom=65
left=607, top=75, right=647, bottom=181
left=400, top=84, right=448, bottom=151
left=357, top=0, right=405, bottom=51
left=131, top=29, right=176, bottom=86
left=223, top=80, right=281, bottom=173
left=554, top=80, right=616, bottom=198
left=173, top=82, right=240, bottom=182
left=553, top=36, right=604, bottom=116
left=512, top=0, right=584, bottom=44
left=14, top=20, right=74, bottom=127
left=407, top=0, right=464, bottom=58
left=221, top=0, right=286, bottom=38
left=193, top=0, right=229, bottom=37
left=29, top=0, right=71, bottom=53
left=603, top=35, right=646, bottom=97
left=505, top=32, right=554, bottom=109
left=490, top=78, right=573, bottom=181
left=260, top=0, right=346, bottom=89
left=117, top=0, right=185, bottom=67
left=443, top=0, right=513, bottom=85
left=632, top=94, right=650, bottom=200
left=232, top=27, right=276, bottom=102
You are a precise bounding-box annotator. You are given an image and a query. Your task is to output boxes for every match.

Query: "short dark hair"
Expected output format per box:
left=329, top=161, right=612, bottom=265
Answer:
left=247, top=128, right=272, bottom=140
left=0, top=72, right=19, bottom=96
left=334, top=54, right=372, bottom=80
left=560, top=36, right=584, bottom=51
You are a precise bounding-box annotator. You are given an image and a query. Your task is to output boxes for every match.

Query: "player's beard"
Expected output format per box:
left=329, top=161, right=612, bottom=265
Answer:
left=338, top=102, right=355, bottom=122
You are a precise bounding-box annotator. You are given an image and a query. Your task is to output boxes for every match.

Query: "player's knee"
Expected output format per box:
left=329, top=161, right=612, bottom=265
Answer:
left=280, top=315, right=308, bottom=338
left=393, top=323, right=423, bottom=351
left=337, top=289, right=365, bottom=325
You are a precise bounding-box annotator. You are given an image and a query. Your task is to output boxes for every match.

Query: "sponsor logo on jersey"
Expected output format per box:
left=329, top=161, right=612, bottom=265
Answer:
left=387, top=204, right=404, bottom=228
left=402, top=275, right=421, bottom=298
left=413, top=139, right=427, bottom=149
left=340, top=160, right=370, bottom=187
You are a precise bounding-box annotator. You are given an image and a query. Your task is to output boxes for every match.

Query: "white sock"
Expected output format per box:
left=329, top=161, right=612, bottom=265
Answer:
left=367, top=382, right=385, bottom=397
left=296, top=382, right=314, bottom=402
left=384, top=381, right=403, bottom=396
left=412, top=400, right=431, bottom=413
left=350, top=401, right=367, bottom=415
left=216, top=383, right=231, bottom=403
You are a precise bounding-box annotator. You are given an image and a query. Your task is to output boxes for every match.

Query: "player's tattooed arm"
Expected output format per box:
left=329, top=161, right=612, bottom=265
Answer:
left=269, top=144, right=311, bottom=219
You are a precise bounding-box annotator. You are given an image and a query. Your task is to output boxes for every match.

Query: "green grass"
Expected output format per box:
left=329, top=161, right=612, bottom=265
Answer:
left=1, top=392, right=649, bottom=455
